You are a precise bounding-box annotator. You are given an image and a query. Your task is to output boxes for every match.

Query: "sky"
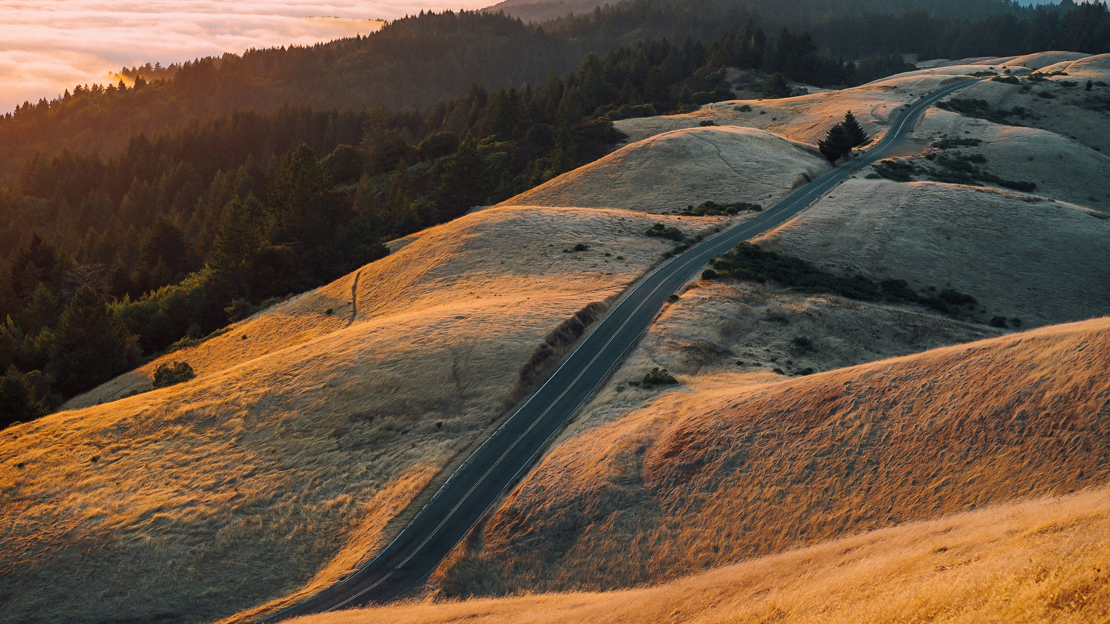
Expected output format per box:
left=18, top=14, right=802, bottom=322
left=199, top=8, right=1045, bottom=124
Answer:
left=0, top=1, right=490, bottom=113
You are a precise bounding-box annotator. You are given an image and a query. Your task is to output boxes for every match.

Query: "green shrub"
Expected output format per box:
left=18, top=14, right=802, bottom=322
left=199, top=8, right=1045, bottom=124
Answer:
left=990, top=316, right=1008, bottom=328
left=762, top=72, right=792, bottom=99
left=641, top=367, right=678, bottom=387
left=666, top=294, right=680, bottom=303
left=791, top=336, right=814, bottom=352
left=995, top=179, right=1037, bottom=192
left=937, top=98, right=1024, bottom=124
left=699, top=120, right=718, bottom=127
left=225, top=298, right=257, bottom=322
left=931, top=137, right=983, bottom=150
left=702, top=269, right=718, bottom=280
left=680, top=201, right=761, bottom=216
left=153, top=361, right=196, bottom=389
left=873, top=160, right=916, bottom=182
left=646, top=223, right=686, bottom=242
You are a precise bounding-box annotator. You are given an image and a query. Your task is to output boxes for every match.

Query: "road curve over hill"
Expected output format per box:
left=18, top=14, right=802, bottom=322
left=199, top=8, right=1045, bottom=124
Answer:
left=263, top=78, right=976, bottom=621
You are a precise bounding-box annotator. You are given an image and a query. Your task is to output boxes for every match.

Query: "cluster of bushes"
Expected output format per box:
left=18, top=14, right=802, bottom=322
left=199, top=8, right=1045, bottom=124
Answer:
left=645, top=222, right=687, bottom=241
left=931, top=137, right=982, bottom=149
left=628, top=367, right=678, bottom=389
left=937, top=98, right=1026, bottom=124
left=818, top=111, right=870, bottom=162
left=701, top=242, right=980, bottom=317
left=872, top=150, right=1036, bottom=192
left=679, top=201, right=762, bottom=216
left=871, top=159, right=918, bottom=182
left=152, top=361, right=196, bottom=389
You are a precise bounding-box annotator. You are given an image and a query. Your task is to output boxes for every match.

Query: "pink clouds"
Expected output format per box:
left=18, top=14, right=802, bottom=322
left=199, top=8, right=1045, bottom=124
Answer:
left=0, top=1, right=490, bottom=112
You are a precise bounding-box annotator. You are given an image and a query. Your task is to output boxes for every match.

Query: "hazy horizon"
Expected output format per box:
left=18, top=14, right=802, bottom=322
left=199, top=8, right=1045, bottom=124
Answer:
left=0, top=1, right=490, bottom=113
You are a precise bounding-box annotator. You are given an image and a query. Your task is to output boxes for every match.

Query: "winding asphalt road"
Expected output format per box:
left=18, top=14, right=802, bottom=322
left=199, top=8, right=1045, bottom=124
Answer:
left=263, top=77, right=976, bottom=621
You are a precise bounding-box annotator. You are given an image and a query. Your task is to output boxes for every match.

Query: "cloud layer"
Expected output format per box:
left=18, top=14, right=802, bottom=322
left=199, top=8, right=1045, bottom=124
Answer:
left=0, top=1, right=489, bottom=112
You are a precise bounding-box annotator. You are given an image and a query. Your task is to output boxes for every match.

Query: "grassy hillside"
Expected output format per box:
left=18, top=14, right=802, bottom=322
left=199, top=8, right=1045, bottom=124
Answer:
left=0, top=204, right=725, bottom=624
left=284, top=483, right=1110, bottom=624
left=4, top=51, right=1109, bottom=624
left=438, top=316, right=1110, bottom=595
left=426, top=56, right=1110, bottom=600
left=500, top=126, right=829, bottom=213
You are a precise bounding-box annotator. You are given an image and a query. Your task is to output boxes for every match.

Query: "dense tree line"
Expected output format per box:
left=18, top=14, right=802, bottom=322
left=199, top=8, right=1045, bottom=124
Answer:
left=0, top=11, right=582, bottom=184
left=811, top=1, right=1110, bottom=60
left=4, top=1, right=1109, bottom=186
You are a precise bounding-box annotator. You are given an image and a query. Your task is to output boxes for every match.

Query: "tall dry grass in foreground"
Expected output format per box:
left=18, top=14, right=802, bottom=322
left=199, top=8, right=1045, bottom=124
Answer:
left=292, top=484, right=1110, bottom=624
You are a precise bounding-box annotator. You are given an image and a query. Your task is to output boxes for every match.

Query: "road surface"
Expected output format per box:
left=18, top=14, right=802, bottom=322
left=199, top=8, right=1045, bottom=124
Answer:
left=263, top=77, right=975, bottom=621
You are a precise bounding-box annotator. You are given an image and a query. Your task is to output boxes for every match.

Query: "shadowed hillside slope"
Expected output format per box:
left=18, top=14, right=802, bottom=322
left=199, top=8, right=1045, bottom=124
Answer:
left=440, top=317, right=1110, bottom=595
left=754, top=179, right=1110, bottom=329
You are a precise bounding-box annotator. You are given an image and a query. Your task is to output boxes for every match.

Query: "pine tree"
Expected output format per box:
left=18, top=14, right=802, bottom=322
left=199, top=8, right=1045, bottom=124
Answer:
left=140, top=217, right=192, bottom=278
left=10, top=232, right=62, bottom=299
left=48, top=287, right=140, bottom=396
left=439, top=139, right=488, bottom=217
left=818, top=123, right=853, bottom=163
left=548, top=122, right=578, bottom=179
left=0, top=366, right=47, bottom=428
left=269, top=144, right=345, bottom=248
left=841, top=111, right=869, bottom=147
left=210, top=196, right=263, bottom=277
left=762, top=72, right=792, bottom=99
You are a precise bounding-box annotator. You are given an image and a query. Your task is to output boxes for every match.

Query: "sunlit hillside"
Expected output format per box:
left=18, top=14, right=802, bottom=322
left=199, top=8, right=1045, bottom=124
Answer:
left=0, top=202, right=734, bottom=624
left=438, top=317, right=1110, bottom=595
left=293, top=483, right=1110, bottom=624
left=3, top=38, right=1110, bottom=624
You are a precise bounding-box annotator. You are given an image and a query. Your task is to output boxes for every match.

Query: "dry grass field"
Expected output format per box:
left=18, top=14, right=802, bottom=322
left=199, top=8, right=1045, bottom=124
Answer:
left=439, top=317, right=1110, bottom=596
left=292, top=483, right=1110, bottom=624
left=0, top=205, right=726, bottom=624
left=5, top=53, right=1109, bottom=624
left=501, top=126, right=830, bottom=213
left=754, top=179, right=1110, bottom=328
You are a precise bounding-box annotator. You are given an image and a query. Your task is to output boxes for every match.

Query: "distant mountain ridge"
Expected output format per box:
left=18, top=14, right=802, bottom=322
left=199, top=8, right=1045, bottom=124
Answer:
left=483, top=0, right=1049, bottom=24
